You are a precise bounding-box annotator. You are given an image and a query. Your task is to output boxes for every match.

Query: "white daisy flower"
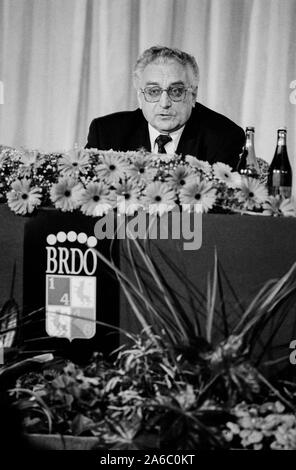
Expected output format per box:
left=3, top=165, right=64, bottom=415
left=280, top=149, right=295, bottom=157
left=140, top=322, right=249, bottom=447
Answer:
left=17, top=149, right=39, bottom=177
left=7, top=179, right=42, bottom=215
left=95, top=153, right=129, bottom=184
left=126, top=154, right=157, bottom=185
left=179, top=177, right=217, bottom=213
left=20, top=149, right=38, bottom=166
left=50, top=177, right=84, bottom=212
left=166, top=166, right=196, bottom=191
left=263, top=195, right=296, bottom=217
left=80, top=182, right=114, bottom=217
left=115, top=181, right=143, bottom=216
left=185, top=155, right=212, bottom=175
left=238, top=178, right=268, bottom=210
left=59, top=148, right=90, bottom=177
left=143, top=181, right=176, bottom=216
left=213, top=162, right=242, bottom=188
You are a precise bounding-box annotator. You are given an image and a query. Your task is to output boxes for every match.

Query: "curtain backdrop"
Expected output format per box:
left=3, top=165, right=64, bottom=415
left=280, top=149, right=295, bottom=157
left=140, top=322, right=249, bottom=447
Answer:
left=0, top=0, right=295, bottom=185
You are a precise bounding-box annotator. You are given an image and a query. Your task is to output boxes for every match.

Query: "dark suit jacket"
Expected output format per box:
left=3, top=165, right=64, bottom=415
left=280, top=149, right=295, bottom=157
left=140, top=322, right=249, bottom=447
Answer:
left=86, top=103, right=245, bottom=168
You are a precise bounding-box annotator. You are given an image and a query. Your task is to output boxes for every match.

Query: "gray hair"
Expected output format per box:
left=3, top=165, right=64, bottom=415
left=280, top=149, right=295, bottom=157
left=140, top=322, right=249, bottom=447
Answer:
left=133, top=45, right=200, bottom=89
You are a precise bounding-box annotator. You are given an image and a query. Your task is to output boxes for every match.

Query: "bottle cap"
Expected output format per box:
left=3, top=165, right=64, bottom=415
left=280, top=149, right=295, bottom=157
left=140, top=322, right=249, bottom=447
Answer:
left=278, top=126, right=287, bottom=132
left=246, top=126, right=255, bottom=132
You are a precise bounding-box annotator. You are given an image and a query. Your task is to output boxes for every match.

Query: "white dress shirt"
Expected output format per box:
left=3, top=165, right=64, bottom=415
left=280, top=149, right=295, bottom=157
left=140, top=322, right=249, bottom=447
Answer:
left=148, top=124, right=185, bottom=154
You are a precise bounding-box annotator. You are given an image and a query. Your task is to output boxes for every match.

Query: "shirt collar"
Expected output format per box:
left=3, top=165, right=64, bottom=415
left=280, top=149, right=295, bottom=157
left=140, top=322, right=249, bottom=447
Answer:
left=148, top=124, right=185, bottom=153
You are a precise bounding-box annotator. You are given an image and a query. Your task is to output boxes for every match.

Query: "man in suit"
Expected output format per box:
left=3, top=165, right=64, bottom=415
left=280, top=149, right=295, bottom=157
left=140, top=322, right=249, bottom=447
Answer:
left=86, top=46, right=245, bottom=169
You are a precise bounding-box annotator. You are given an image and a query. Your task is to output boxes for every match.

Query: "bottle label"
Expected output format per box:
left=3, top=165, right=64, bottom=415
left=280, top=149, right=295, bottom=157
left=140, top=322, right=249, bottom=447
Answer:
left=270, top=186, right=292, bottom=198
left=270, top=170, right=292, bottom=190
left=279, top=186, right=292, bottom=198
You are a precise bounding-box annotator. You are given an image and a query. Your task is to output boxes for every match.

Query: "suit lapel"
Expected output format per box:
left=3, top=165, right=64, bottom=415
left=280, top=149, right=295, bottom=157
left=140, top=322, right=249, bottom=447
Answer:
left=125, top=110, right=151, bottom=152
left=176, top=104, right=202, bottom=158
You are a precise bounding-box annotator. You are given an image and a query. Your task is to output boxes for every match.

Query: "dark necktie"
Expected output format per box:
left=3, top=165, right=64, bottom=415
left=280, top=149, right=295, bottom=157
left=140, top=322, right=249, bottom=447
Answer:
left=155, top=134, right=172, bottom=153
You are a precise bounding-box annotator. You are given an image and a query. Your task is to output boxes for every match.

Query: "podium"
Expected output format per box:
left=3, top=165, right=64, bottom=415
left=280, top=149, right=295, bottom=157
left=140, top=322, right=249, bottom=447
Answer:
left=1, top=204, right=296, bottom=371
left=0, top=205, right=119, bottom=362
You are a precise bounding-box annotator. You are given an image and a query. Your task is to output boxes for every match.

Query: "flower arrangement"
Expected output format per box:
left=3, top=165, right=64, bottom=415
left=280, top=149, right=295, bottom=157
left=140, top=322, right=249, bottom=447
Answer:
left=224, top=401, right=296, bottom=450
left=0, top=146, right=295, bottom=217
left=5, top=330, right=296, bottom=450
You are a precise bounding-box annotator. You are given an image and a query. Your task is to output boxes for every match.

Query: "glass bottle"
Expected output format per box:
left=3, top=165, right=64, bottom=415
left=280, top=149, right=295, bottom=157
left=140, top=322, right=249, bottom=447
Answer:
left=236, top=126, right=259, bottom=177
left=267, top=127, right=292, bottom=198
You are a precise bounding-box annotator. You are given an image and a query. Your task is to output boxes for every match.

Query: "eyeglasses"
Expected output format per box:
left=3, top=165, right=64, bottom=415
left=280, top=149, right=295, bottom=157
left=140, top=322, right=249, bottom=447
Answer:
left=140, top=85, right=193, bottom=102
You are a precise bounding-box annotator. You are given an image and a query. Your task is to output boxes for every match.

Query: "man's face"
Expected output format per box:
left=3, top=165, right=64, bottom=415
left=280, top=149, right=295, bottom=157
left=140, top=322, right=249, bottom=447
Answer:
left=137, top=60, right=197, bottom=133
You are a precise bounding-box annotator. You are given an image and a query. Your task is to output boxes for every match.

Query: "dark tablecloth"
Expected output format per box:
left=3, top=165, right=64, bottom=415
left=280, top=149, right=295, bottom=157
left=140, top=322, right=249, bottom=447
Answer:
left=1, top=204, right=296, bottom=370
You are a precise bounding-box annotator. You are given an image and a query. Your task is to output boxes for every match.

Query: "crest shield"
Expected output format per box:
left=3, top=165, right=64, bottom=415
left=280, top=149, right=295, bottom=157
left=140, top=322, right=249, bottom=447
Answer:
left=46, top=274, right=96, bottom=341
